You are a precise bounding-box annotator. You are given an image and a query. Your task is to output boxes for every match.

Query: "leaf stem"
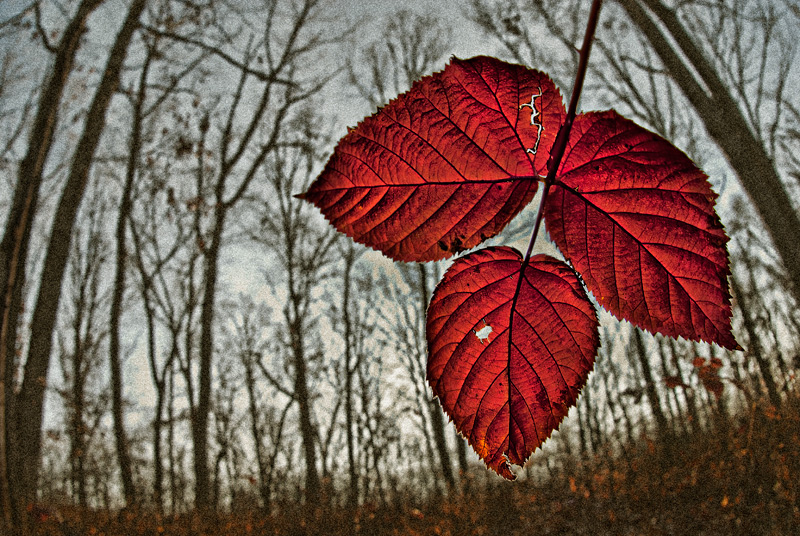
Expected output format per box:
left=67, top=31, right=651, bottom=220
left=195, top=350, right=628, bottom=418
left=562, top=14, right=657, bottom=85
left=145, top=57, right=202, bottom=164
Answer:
left=522, top=0, right=604, bottom=265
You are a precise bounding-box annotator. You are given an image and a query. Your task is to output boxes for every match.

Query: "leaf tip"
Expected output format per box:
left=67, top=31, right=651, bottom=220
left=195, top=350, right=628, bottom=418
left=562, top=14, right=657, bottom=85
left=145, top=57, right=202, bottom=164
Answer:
left=497, top=461, right=517, bottom=481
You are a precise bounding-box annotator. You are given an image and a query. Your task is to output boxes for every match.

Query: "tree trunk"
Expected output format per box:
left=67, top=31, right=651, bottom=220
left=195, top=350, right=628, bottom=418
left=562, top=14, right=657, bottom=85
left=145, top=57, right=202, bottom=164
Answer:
left=0, top=0, right=106, bottom=527
left=192, top=29, right=283, bottom=507
left=108, top=41, right=153, bottom=511
left=632, top=329, right=669, bottom=437
left=657, top=340, right=689, bottom=436
left=289, top=309, right=321, bottom=505
left=619, top=0, right=800, bottom=306
left=69, top=308, right=88, bottom=507
left=666, top=338, right=703, bottom=433
left=581, top=383, right=601, bottom=453
left=152, top=331, right=178, bottom=514
left=341, top=246, right=358, bottom=509
left=576, top=396, right=590, bottom=456
left=428, top=400, right=456, bottom=491
left=356, top=361, right=387, bottom=505
left=167, top=364, right=178, bottom=515
left=455, top=429, right=468, bottom=478
left=193, top=202, right=226, bottom=510
left=608, top=358, right=636, bottom=444
left=12, top=0, right=145, bottom=520
left=417, top=264, right=456, bottom=491
left=730, top=271, right=781, bottom=408
left=656, top=340, right=680, bottom=434
left=273, top=167, right=330, bottom=506
left=243, top=358, right=269, bottom=511
left=153, top=384, right=165, bottom=512
left=134, top=233, right=171, bottom=513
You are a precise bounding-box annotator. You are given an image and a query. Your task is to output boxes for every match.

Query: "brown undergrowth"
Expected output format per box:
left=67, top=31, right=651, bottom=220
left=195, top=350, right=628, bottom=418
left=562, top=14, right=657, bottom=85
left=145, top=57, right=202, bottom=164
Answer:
left=31, top=396, right=800, bottom=535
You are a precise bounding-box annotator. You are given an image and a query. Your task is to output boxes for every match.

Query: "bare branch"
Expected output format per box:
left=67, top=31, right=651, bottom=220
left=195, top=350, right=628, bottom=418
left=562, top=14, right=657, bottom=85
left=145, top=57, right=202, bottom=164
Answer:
left=34, top=2, right=56, bottom=53
left=140, top=24, right=297, bottom=86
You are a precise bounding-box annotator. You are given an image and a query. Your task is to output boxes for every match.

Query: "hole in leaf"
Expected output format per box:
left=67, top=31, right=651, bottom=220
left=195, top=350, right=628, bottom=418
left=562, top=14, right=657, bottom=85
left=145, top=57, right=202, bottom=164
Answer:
left=474, top=324, right=493, bottom=343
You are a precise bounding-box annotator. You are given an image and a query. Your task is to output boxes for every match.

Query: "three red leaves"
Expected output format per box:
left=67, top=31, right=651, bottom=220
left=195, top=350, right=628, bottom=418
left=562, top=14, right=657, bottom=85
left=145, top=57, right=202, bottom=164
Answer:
left=299, top=56, right=739, bottom=479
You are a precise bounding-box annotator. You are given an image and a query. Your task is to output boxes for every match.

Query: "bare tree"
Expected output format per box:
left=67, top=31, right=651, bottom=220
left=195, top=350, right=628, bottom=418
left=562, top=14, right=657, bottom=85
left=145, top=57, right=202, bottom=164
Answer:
left=339, top=244, right=360, bottom=508
left=353, top=334, right=397, bottom=505
left=13, top=0, right=147, bottom=520
left=331, top=242, right=375, bottom=508
left=141, top=0, right=339, bottom=508
left=54, top=182, right=111, bottom=507
left=248, top=123, right=339, bottom=504
left=108, top=36, right=154, bottom=512
left=322, top=245, right=394, bottom=506
left=347, top=9, right=452, bottom=111
left=226, top=296, right=293, bottom=511
left=0, top=0, right=107, bottom=527
left=375, top=263, right=456, bottom=494
left=128, top=173, right=195, bottom=512
left=109, top=6, right=212, bottom=505
left=727, top=219, right=784, bottom=409
left=210, top=350, right=244, bottom=510
left=631, top=329, right=670, bottom=438
left=120, top=24, right=210, bottom=507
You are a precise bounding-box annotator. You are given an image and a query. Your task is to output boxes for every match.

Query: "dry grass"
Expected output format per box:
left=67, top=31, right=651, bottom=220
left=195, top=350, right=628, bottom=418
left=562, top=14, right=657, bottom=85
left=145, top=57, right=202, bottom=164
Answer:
left=32, top=397, right=800, bottom=535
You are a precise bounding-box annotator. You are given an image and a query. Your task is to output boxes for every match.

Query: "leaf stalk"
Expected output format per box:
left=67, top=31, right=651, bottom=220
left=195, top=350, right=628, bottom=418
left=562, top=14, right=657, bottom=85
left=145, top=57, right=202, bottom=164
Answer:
left=522, top=0, right=604, bottom=265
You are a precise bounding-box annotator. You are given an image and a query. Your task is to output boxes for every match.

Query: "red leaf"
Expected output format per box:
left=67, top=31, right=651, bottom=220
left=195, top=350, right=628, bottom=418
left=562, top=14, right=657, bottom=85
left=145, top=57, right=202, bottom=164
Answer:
left=664, top=375, right=688, bottom=389
left=544, top=111, right=739, bottom=349
left=299, top=56, right=565, bottom=261
left=426, top=247, right=598, bottom=479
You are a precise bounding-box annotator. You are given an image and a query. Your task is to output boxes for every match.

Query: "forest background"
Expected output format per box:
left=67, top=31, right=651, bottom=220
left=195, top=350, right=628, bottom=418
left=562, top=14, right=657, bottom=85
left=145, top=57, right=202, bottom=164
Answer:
left=1, top=0, right=799, bottom=534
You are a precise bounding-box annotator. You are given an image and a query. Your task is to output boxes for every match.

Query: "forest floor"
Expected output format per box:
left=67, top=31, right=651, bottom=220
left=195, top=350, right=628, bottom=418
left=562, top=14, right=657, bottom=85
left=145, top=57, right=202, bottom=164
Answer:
left=31, top=397, right=800, bottom=535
